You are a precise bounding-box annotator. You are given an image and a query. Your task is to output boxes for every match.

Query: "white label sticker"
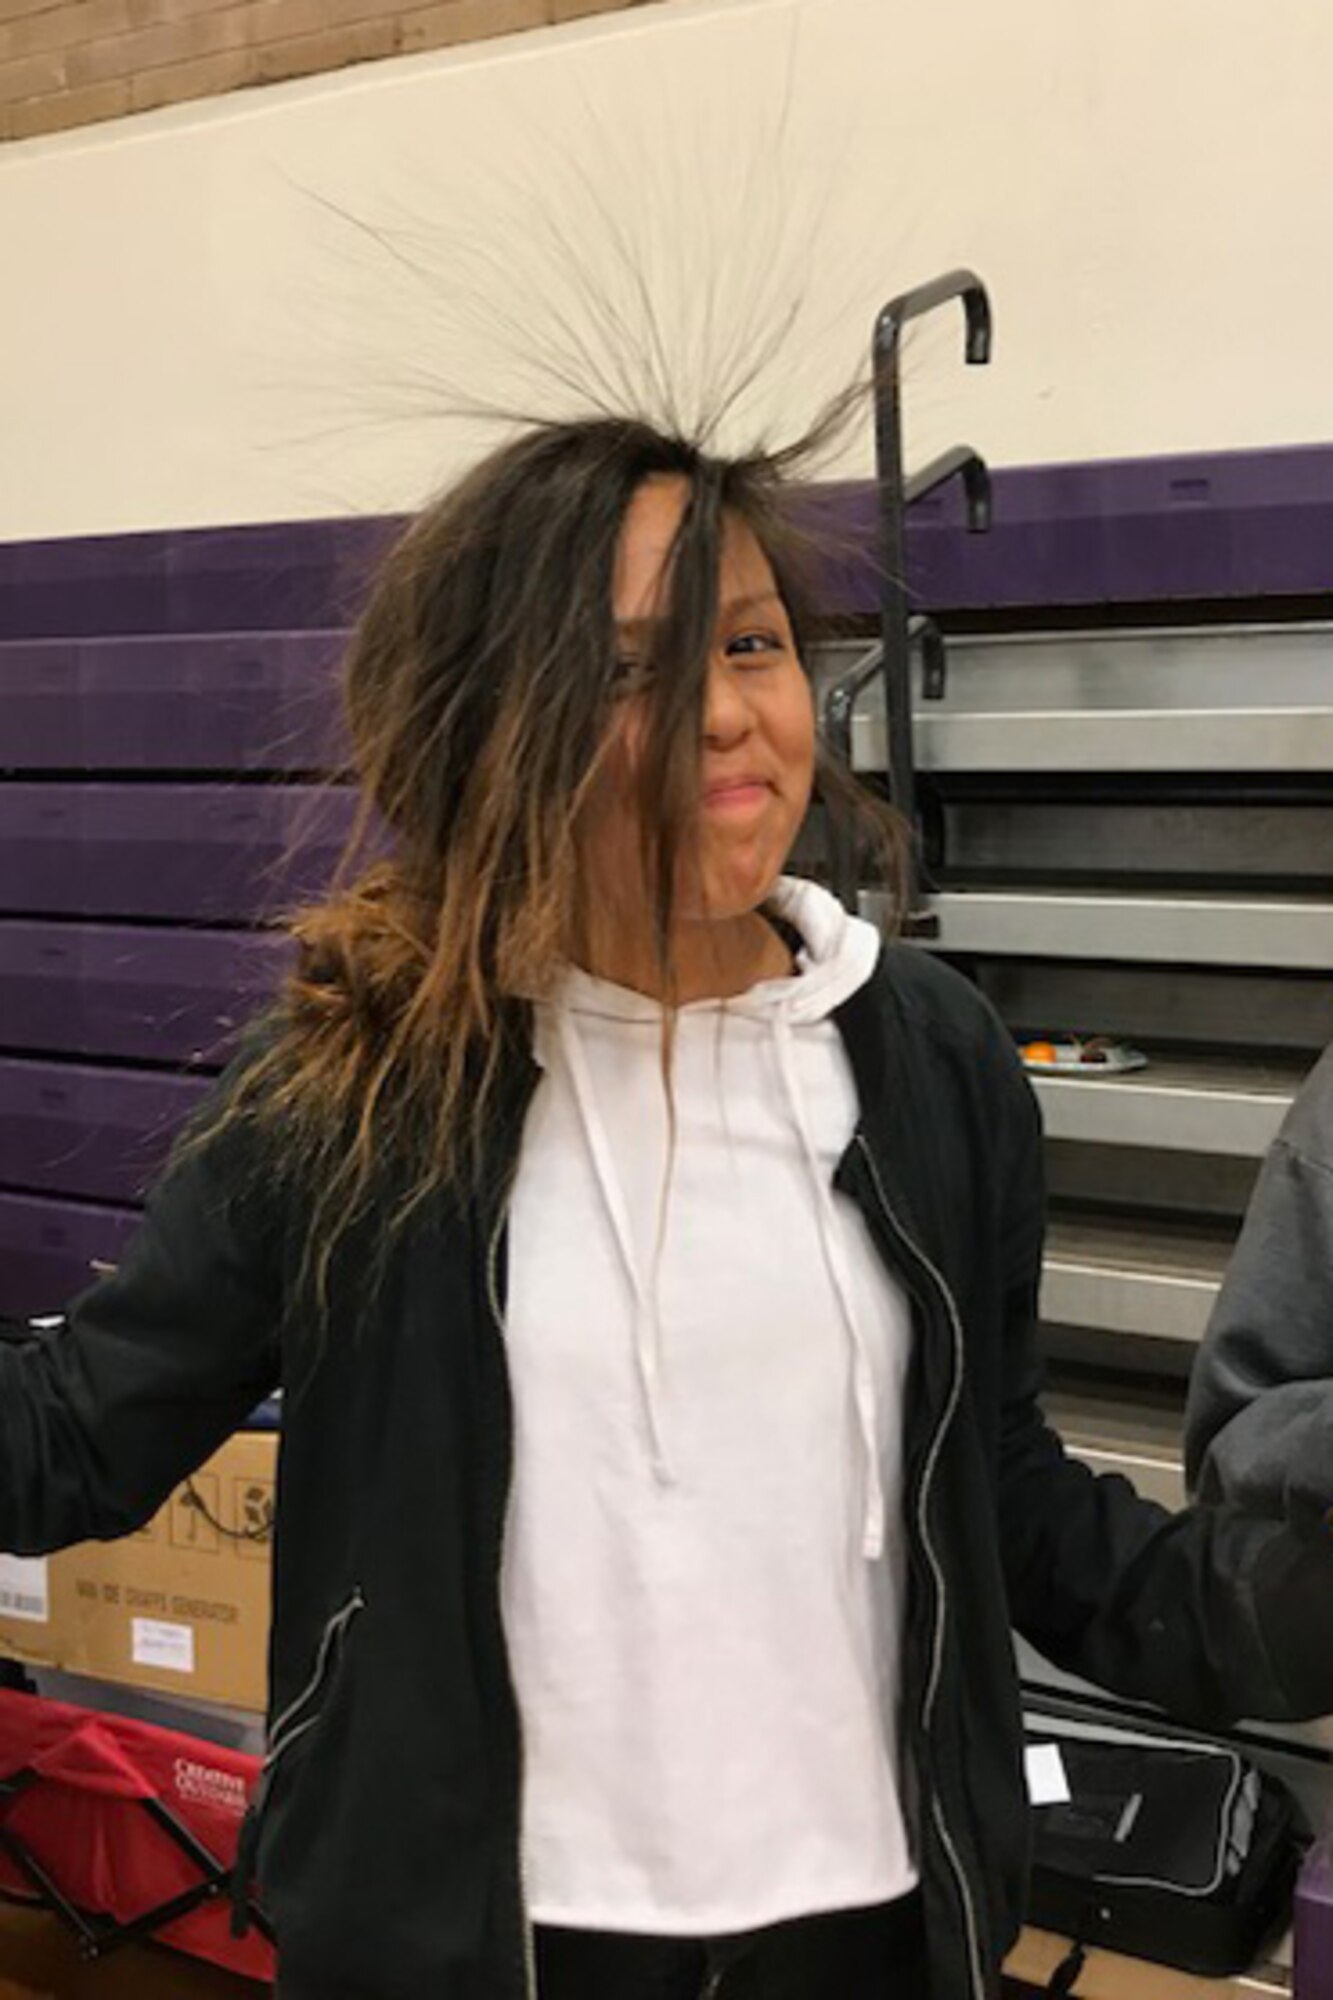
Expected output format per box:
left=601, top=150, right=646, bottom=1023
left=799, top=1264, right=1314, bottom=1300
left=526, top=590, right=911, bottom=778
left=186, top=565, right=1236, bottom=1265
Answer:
left=131, top=1617, right=196, bottom=1675
left=0, top=1554, right=49, bottom=1624
left=1025, top=1742, right=1072, bottom=1807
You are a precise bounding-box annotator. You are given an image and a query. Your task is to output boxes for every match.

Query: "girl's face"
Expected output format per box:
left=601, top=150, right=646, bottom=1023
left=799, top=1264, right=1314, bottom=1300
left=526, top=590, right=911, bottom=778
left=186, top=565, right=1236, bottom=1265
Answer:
left=583, top=476, right=817, bottom=933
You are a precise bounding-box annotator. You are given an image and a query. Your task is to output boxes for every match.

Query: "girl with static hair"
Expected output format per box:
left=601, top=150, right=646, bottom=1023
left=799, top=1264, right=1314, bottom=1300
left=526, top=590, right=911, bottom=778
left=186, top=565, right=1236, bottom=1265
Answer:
left=4, top=417, right=1333, bottom=2000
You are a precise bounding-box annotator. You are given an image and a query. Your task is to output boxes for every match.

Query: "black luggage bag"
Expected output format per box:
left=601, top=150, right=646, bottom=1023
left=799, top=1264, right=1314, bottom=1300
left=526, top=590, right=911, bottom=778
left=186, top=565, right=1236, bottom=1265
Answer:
left=1026, top=1728, right=1302, bottom=1983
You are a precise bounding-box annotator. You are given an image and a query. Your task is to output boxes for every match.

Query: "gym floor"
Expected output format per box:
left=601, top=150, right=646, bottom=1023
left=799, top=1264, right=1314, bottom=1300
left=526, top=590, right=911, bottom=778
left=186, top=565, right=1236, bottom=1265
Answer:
left=0, top=1902, right=269, bottom=1998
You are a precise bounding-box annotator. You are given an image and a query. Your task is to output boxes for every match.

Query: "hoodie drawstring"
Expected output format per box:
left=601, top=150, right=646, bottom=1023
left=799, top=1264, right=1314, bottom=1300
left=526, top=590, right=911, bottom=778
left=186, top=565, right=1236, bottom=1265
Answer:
left=773, top=1004, right=886, bottom=1562
left=556, top=1006, right=674, bottom=1484
left=547, top=875, right=886, bottom=1549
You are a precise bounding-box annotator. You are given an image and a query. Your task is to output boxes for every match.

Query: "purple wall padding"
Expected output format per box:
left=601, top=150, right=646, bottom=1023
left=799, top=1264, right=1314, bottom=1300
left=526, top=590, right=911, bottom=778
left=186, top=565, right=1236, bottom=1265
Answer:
left=0, top=1191, right=141, bottom=1318
left=0, top=783, right=355, bottom=921
left=0, top=1059, right=209, bottom=1203
left=0, top=632, right=348, bottom=771
left=802, top=443, right=1333, bottom=616
left=0, top=517, right=395, bottom=641
left=3, top=445, right=1332, bottom=638
left=0, top=922, right=288, bottom=1063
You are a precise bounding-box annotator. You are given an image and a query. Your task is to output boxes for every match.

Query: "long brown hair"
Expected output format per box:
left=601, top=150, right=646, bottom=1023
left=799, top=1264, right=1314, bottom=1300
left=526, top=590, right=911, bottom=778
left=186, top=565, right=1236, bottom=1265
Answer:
left=207, top=415, right=909, bottom=1307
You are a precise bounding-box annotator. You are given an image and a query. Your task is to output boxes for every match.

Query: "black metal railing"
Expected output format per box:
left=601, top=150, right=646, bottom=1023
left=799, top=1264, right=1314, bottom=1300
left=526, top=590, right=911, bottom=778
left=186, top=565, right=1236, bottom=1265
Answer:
left=871, top=269, right=993, bottom=919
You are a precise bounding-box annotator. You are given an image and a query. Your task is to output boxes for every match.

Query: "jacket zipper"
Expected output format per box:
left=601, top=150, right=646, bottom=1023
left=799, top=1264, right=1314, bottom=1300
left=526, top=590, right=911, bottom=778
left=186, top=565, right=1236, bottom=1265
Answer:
left=231, top=1585, right=366, bottom=1938
left=853, top=1134, right=986, bottom=2000
left=487, top=1206, right=538, bottom=2000
left=264, top=1586, right=366, bottom=1768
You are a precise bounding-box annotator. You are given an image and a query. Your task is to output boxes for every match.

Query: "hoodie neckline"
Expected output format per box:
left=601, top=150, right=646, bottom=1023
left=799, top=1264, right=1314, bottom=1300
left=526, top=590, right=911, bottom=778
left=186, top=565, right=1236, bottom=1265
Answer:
left=555, top=877, right=882, bottom=1030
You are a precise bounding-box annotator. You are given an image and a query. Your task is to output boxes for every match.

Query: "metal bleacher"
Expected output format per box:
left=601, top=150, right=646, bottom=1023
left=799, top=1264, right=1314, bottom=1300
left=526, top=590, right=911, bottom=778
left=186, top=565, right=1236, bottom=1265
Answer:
left=818, top=616, right=1333, bottom=1375
left=806, top=279, right=1333, bottom=1866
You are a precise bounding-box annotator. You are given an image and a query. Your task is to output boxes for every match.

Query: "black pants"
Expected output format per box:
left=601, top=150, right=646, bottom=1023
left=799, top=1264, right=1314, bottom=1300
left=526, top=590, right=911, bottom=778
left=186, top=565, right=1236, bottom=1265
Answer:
left=535, top=1892, right=929, bottom=1998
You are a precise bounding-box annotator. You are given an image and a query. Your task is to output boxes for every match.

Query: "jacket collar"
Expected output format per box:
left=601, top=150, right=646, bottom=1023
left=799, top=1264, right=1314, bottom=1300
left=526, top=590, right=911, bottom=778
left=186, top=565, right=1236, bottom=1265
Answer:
left=831, top=955, right=950, bottom=1274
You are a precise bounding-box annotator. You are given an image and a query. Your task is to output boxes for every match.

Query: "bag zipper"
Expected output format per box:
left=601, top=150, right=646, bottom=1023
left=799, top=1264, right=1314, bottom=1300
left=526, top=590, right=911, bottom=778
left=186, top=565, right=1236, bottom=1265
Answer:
left=230, top=1586, right=366, bottom=1939
left=1072, top=1734, right=1248, bottom=1898
left=488, top=1205, right=538, bottom=2000
left=853, top=1133, right=987, bottom=2000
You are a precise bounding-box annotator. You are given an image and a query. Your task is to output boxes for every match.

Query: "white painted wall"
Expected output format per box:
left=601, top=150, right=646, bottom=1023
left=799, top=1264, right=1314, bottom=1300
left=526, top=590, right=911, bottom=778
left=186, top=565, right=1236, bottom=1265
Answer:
left=3, top=0, right=1332, bottom=540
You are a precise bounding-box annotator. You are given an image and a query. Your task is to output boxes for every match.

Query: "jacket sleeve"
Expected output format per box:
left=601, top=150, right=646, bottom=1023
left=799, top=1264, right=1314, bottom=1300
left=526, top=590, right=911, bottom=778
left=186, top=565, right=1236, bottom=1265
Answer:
left=988, top=1024, right=1333, bottom=1726
left=0, top=1049, right=284, bottom=1557
left=1184, top=1111, right=1333, bottom=1530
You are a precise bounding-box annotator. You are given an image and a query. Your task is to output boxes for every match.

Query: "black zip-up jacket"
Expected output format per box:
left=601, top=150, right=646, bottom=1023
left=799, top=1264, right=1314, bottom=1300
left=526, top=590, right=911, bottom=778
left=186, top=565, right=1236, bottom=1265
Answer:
left=5, top=945, right=1333, bottom=2000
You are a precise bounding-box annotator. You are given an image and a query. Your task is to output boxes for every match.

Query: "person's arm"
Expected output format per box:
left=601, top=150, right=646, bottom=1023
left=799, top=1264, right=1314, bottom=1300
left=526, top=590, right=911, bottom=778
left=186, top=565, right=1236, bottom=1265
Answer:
left=986, top=1021, right=1333, bottom=1726
left=1184, top=1066, right=1333, bottom=1528
left=0, top=1052, right=283, bottom=1557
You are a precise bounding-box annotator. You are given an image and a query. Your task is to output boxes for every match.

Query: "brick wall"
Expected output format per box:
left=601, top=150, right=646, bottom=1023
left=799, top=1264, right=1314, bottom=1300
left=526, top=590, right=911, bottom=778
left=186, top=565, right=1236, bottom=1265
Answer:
left=0, top=0, right=659, bottom=142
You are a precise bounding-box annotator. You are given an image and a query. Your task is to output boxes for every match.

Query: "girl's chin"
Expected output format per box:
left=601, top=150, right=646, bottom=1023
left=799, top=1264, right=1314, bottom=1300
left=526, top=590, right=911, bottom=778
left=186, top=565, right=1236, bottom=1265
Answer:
left=678, top=866, right=787, bottom=925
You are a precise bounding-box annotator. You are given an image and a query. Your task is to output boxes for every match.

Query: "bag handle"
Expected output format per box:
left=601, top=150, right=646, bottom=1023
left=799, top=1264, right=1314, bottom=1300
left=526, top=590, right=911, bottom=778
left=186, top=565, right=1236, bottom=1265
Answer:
left=1045, top=1941, right=1087, bottom=1995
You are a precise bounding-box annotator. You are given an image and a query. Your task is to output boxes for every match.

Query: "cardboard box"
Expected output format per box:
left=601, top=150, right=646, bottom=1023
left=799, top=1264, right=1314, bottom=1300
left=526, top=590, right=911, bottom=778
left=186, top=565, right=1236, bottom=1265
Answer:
left=0, top=1431, right=275, bottom=1712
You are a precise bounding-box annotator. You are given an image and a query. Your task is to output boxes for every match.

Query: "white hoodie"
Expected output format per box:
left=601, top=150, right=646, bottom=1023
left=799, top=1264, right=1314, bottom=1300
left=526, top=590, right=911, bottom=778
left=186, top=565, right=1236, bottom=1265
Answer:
left=501, top=877, right=917, bottom=1935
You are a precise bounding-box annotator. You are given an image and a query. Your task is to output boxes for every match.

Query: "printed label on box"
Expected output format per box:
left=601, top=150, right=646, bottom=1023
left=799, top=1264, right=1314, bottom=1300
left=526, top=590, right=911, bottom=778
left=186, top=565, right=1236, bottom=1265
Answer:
left=233, top=1476, right=276, bottom=1562
left=0, top=1554, right=49, bottom=1624
left=171, top=1473, right=221, bottom=1555
left=131, top=1616, right=196, bottom=1675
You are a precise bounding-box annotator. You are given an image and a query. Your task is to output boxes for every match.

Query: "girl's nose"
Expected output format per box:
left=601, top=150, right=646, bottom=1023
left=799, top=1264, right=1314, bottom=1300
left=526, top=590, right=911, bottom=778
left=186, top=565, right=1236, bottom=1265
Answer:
left=702, top=662, right=752, bottom=746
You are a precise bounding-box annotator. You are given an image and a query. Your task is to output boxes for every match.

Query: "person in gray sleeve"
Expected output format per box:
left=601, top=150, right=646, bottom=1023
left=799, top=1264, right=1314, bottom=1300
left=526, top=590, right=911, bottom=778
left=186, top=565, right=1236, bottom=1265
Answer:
left=1185, top=1042, right=1333, bottom=1529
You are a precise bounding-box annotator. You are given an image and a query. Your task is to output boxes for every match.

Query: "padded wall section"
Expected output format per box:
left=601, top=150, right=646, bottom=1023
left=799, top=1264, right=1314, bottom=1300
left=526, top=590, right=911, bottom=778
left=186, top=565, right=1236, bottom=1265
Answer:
left=0, top=784, right=354, bottom=920
left=0, top=924, right=290, bottom=1065
left=0, top=633, right=347, bottom=769
left=0, top=529, right=363, bottom=1314
left=0, top=1193, right=144, bottom=1315
left=0, top=1061, right=210, bottom=1203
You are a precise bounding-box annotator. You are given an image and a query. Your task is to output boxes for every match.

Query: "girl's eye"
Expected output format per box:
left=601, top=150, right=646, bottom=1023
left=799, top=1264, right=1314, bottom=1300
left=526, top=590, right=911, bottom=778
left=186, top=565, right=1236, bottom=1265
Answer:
left=726, top=630, right=785, bottom=660
left=612, top=658, right=654, bottom=696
